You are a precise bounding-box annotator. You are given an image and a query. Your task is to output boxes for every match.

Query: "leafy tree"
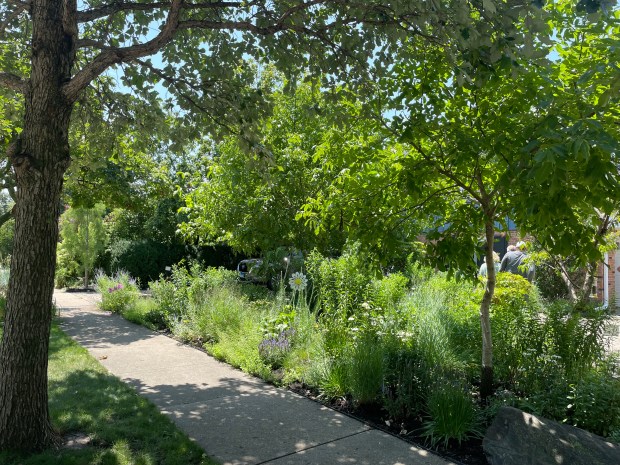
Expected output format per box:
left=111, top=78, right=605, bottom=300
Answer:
left=0, top=0, right=560, bottom=450
left=303, top=2, right=619, bottom=400
left=306, top=59, right=548, bottom=400
left=59, top=204, right=107, bottom=288
left=65, top=83, right=193, bottom=210
left=181, top=78, right=380, bottom=255
left=513, top=2, right=620, bottom=304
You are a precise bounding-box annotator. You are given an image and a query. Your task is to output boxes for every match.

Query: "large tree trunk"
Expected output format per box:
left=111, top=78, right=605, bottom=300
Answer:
left=0, top=0, right=75, bottom=451
left=479, top=220, right=496, bottom=403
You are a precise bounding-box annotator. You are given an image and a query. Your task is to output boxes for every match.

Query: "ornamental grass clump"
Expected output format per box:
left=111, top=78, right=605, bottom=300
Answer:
left=422, top=382, right=483, bottom=449
left=96, top=270, right=139, bottom=314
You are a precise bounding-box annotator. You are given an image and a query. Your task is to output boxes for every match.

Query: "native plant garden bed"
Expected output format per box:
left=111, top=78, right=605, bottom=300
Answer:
left=96, top=251, right=620, bottom=465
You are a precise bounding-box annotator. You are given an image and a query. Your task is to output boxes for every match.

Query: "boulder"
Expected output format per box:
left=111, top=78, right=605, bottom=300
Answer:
left=483, top=406, right=620, bottom=465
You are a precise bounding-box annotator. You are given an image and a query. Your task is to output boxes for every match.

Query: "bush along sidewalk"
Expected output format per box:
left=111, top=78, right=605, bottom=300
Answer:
left=98, top=256, right=620, bottom=450
left=96, top=270, right=140, bottom=314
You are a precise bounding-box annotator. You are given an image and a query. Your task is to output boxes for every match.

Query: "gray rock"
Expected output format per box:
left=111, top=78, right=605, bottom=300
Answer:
left=483, top=406, right=620, bottom=465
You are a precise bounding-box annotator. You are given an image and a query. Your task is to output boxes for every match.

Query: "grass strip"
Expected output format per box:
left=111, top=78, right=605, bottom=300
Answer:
left=0, top=323, right=218, bottom=465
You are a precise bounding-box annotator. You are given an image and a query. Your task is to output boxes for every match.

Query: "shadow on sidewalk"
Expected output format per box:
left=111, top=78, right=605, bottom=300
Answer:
left=59, top=308, right=158, bottom=349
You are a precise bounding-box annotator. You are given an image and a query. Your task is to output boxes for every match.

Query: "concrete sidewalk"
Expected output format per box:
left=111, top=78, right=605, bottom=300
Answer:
left=54, top=290, right=454, bottom=465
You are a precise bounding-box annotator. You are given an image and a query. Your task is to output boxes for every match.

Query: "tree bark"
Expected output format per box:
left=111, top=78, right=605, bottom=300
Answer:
left=83, top=211, right=89, bottom=288
left=0, top=0, right=74, bottom=451
left=479, top=219, right=496, bottom=403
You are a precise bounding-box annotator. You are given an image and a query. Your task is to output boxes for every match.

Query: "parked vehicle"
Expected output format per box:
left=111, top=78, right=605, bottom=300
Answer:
left=237, top=249, right=304, bottom=289
left=237, top=258, right=268, bottom=284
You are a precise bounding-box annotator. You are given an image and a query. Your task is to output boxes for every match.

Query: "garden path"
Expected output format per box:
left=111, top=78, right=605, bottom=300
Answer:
left=54, top=290, right=454, bottom=465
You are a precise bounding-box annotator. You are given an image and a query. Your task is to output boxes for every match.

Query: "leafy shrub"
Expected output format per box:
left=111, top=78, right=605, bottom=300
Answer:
left=486, top=273, right=545, bottom=385
left=55, top=242, right=81, bottom=288
left=260, top=307, right=296, bottom=339
left=513, top=351, right=570, bottom=420
left=566, top=369, right=620, bottom=437
left=121, top=298, right=168, bottom=330
left=370, top=272, right=409, bottom=311
left=543, top=300, right=608, bottom=378
left=108, top=239, right=185, bottom=288
left=422, top=382, right=482, bottom=448
left=96, top=271, right=140, bottom=313
left=149, top=264, right=192, bottom=325
left=186, top=265, right=237, bottom=308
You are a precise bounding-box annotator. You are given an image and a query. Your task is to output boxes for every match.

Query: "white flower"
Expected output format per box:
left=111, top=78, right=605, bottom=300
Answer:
left=289, top=272, right=308, bottom=291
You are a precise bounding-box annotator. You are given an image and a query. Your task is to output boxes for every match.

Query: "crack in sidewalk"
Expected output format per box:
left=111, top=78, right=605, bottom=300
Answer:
left=254, top=428, right=371, bottom=465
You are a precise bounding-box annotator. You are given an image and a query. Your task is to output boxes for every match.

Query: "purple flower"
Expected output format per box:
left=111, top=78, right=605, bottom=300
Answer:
left=258, top=329, right=294, bottom=368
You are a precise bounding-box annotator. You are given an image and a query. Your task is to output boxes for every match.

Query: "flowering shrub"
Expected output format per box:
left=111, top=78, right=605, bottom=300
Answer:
left=96, top=270, right=139, bottom=313
left=258, top=329, right=295, bottom=368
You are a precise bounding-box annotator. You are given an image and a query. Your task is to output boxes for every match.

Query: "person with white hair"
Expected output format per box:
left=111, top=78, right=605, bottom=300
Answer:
left=500, top=241, right=535, bottom=281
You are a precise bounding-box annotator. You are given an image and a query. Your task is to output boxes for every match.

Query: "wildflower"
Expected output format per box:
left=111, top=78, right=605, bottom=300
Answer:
left=258, top=329, right=294, bottom=368
left=361, top=302, right=371, bottom=310
left=289, top=272, right=307, bottom=291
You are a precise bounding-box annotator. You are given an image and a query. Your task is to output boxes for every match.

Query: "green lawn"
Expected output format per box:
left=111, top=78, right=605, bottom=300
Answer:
left=0, top=323, right=218, bottom=465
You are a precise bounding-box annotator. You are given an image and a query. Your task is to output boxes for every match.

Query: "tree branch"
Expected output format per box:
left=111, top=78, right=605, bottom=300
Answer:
left=68, top=0, right=437, bottom=104
left=64, top=0, right=184, bottom=103
left=0, top=72, right=26, bottom=93
left=0, top=1, right=28, bottom=38
left=77, top=1, right=241, bottom=23
left=130, top=58, right=235, bottom=133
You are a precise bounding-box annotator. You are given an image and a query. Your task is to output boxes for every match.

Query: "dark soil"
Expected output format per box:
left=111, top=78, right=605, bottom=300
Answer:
left=288, top=382, right=489, bottom=465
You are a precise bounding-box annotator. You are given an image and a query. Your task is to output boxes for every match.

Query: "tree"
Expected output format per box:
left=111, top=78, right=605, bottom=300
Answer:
left=58, top=204, right=106, bottom=288
left=181, top=77, right=380, bottom=255
left=306, top=59, right=551, bottom=400
left=302, top=1, right=619, bottom=400
left=513, top=1, right=620, bottom=305
left=0, top=0, right=558, bottom=450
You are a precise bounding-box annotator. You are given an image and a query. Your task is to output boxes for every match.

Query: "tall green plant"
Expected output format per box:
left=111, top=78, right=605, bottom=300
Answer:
left=59, top=204, right=106, bottom=288
left=306, top=246, right=373, bottom=321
